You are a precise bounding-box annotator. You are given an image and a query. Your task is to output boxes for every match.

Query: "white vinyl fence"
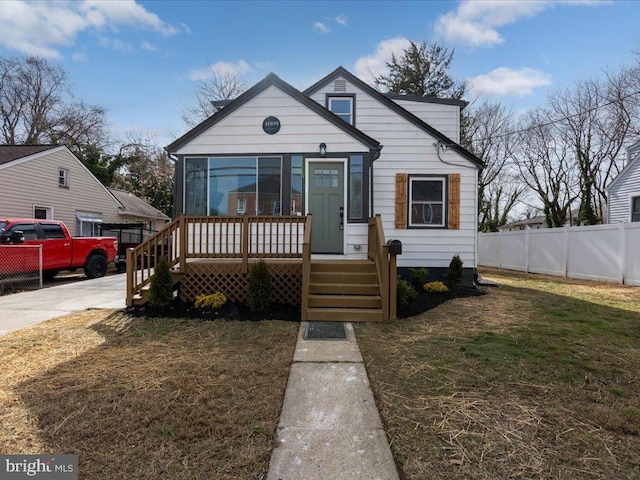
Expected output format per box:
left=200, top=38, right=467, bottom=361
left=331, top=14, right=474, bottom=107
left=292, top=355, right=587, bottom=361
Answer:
left=478, top=223, right=640, bottom=286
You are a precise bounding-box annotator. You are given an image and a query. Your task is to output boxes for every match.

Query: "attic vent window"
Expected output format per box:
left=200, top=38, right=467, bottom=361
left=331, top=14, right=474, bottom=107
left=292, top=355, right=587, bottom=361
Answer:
left=334, top=79, right=346, bottom=92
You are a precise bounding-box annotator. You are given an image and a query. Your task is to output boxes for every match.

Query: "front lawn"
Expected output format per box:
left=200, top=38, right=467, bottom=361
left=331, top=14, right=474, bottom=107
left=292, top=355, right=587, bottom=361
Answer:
left=356, top=268, right=640, bottom=479
left=0, top=310, right=298, bottom=479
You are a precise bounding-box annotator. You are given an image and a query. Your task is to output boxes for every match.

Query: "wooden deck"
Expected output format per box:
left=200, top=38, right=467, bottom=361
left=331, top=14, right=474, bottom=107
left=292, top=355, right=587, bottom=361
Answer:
left=126, top=215, right=398, bottom=321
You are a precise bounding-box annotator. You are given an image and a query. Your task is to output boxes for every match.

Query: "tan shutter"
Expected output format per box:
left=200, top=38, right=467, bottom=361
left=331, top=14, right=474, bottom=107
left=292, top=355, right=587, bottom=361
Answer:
left=448, top=174, right=460, bottom=230
left=395, top=173, right=408, bottom=229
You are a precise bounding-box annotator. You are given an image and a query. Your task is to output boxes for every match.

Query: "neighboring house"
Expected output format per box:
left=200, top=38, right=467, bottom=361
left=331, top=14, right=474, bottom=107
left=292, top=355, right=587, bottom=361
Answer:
left=108, top=188, right=169, bottom=234
left=500, top=215, right=547, bottom=231
left=607, top=140, right=640, bottom=223
left=0, top=145, right=168, bottom=236
left=167, top=66, right=482, bottom=277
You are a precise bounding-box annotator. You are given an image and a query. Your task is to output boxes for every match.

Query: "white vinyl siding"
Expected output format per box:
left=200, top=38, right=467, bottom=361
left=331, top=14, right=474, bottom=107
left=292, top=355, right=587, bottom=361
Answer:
left=309, top=76, right=479, bottom=268
left=393, top=99, right=460, bottom=143
left=175, top=85, right=369, bottom=156
left=608, top=157, right=640, bottom=224
left=0, top=148, right=121, bottom=236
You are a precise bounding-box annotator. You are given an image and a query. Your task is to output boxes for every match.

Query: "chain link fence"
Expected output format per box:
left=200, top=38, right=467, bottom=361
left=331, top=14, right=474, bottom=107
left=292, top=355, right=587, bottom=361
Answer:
left=0, top=245, right=42, bottom=295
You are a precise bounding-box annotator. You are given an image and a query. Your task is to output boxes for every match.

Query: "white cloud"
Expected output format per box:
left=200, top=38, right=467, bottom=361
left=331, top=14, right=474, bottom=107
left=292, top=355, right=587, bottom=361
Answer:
left=436, top=0, right=607, bottom=47
left=354, top=36, right=412, bottom=86
left=180, top=22, right=191, bottom=35
left=313, top=21, right=330, bottom=34
left=189, top=60, right=253, bottom=81
left=80, top=0, right=178, bottom=36
left=141, top=40, right=157, bottom=51
left=468, top=67, right=552, bottom=96
left=335, top=14, right=348, bottom=26
left=0, top=0, right=177, bottom=58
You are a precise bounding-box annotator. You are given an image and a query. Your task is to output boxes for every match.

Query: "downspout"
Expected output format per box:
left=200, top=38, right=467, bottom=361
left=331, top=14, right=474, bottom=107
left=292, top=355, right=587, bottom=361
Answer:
left=369, top=146, right=383, bottom=216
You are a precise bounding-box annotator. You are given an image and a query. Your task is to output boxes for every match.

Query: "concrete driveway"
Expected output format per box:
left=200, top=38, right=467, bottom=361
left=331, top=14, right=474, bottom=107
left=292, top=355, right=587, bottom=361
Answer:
left=0, top=273, right=126, bottom=336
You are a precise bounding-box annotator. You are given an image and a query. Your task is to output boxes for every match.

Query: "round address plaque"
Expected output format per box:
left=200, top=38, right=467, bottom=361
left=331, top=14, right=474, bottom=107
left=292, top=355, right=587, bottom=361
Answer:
left=262, top=116, right=281, bottom=134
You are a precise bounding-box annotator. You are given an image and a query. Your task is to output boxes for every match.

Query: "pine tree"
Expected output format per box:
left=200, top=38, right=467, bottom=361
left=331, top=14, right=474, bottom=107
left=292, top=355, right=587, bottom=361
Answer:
left=375, top=41, right=465, bottom=99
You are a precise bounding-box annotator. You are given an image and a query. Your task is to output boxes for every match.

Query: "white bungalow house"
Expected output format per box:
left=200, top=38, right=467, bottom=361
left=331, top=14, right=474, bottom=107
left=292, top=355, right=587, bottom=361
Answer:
left=167, top=66, right=481, bottom=273
left=0, top=145, right=169, bottom=236
left=607, top=140, right=640, bottom=223
left=128, top=67, right=482, bottom=320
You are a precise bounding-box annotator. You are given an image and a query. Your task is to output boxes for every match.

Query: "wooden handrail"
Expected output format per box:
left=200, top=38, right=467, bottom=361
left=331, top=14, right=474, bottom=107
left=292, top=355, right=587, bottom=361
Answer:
left=300, top=215, right=312, bottom=321
left=368, top=215, right=397, bottom=321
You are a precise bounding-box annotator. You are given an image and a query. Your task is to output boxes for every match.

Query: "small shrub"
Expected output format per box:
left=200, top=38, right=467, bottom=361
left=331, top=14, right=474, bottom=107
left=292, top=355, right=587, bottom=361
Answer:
left=195, top=292, right=227, bottom=310
left=397, top=278, right=417, bottom=306
left=423, top=281, right=449, bottom=293
left=149, top=257, right=173, bottom=308
left=408, top=267, right=429, bottom=288
left=247, top=260, right=271, bottom=312
left=446, top=254, right=464, bottom=288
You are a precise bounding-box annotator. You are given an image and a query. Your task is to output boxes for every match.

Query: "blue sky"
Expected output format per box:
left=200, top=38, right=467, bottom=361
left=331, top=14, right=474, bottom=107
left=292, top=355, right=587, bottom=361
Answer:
left=0, top=0, right=639, bottom=149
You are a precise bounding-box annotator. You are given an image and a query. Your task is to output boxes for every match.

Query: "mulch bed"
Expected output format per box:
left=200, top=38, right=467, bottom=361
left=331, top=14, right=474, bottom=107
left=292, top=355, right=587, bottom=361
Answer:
left=126, top=300, right=302, bottom=322
left=397, top=285, right=485, bottom=319
left=127, top=285, right=485, bottom=321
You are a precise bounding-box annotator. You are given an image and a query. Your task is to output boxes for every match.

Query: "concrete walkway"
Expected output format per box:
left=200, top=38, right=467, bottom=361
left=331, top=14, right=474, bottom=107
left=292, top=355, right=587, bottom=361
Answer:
left=0, top=273, right=126, bottom=336
left=267, top=322, right=399, bottom=480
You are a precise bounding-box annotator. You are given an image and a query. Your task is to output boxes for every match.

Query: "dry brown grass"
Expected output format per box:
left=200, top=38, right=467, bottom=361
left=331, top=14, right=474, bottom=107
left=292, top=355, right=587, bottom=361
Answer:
left=356, top=269, right=640, bottom=479
left=0, top=310, right=298, bottom=479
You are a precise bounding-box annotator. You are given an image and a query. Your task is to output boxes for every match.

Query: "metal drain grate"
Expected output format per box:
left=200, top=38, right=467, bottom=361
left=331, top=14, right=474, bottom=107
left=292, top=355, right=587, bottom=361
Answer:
left=304, top=322, right=348, bottom=340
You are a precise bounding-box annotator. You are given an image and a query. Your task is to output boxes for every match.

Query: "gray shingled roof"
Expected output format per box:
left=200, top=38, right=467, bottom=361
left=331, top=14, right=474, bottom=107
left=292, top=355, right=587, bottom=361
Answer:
left=0, top=145, right=58, bottom=166
left=108, top=188, right=170, bottom=221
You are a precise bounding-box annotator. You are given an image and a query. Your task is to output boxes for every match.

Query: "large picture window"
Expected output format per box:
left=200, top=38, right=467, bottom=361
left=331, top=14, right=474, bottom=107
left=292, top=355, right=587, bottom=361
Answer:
left=409, top=176, right=446, bottom=227
left=633, top=196, right=640, bottom=222
left=185, top=156, right=282, bottom=216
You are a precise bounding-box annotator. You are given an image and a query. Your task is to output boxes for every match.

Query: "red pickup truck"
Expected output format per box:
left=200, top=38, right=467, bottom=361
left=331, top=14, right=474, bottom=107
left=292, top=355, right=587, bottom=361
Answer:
left=0, top=219, right=118, bottom=279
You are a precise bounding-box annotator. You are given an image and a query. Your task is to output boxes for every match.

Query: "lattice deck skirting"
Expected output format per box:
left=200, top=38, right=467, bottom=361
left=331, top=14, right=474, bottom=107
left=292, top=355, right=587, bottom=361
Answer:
left=180, top=259, right=302, bottom=305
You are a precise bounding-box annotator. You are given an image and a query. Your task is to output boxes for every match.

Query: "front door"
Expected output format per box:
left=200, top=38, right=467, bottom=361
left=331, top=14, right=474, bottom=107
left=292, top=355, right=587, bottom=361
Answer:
left=308, top=161, right=344, bottom=254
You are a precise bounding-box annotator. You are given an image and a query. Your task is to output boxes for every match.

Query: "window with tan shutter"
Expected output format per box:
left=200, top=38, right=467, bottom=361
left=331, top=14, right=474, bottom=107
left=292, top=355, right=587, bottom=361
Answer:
left=395, top=173, right=460, bottom=229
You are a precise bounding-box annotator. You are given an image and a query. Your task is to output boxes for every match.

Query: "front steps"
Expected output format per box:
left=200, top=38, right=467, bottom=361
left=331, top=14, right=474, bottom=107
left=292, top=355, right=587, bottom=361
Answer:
left=305, top=260, right=383, bottom=322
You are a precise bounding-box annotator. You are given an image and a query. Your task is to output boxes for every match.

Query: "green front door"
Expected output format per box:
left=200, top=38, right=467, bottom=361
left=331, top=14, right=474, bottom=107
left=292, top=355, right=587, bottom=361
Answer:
left=308, top=162, right=344, bottom=254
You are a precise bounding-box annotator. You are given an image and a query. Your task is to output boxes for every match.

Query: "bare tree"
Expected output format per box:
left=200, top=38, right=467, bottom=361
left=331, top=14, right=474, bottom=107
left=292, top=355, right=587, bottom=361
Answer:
left=0, top=56, right=108, bottom=154
left=513, top=108, right=580, bottom=227
left=182, top=70, right=247, bottom=127
left=464, top=100, right=524, bottom=231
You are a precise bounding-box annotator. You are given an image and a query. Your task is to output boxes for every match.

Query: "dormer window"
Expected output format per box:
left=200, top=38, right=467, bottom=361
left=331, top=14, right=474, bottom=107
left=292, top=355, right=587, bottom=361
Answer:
left=328, top=95, right=354, bottom=125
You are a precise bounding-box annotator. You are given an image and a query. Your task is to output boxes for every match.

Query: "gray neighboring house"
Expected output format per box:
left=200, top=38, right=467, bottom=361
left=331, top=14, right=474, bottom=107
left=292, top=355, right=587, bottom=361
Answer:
left=0, top=145, right=168, bottom=235
left=108, top=188, right=169, bottom=234
left=607, top=140, right=640, bottom=223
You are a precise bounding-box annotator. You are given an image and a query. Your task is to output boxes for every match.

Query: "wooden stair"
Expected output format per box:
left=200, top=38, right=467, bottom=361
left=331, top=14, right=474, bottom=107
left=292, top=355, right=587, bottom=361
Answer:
left=131, top=271, right=184, bottom=306
left=305, top=260, right=383, bottom=322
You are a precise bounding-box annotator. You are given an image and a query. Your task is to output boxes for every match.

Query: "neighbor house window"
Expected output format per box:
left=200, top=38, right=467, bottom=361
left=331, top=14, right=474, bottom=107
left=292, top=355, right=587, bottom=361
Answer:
left=409, top=176, right=447, bottom=227
left=328, top=96, right=354, bottom=125
left=59, top=169, right=69, bottom=188
left=34, top=206, right=52, bottom=219
left=633, top=196, right=640, bottom=222
left=237, top=197, right=246, bottom=214
left=76, top=212, right=103, bottom=237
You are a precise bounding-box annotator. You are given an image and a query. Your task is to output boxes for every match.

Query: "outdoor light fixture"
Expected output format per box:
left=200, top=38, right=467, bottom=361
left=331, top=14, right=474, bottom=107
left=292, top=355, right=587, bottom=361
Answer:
left=319, top=143, right=327, bottom=157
